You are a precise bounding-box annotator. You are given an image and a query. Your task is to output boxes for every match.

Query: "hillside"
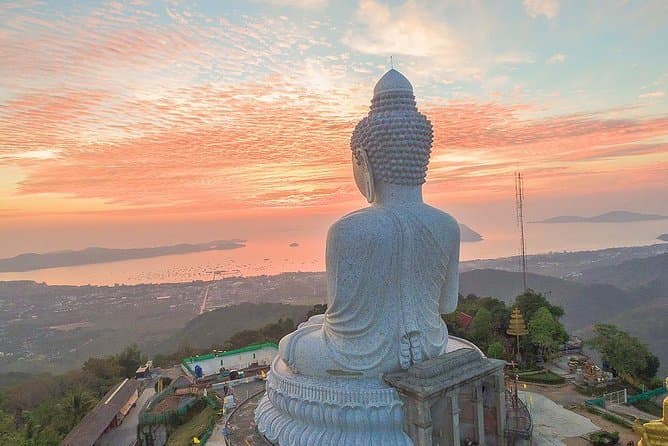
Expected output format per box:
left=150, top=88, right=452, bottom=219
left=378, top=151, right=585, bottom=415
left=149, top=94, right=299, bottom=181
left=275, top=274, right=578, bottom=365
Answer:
left=460, top=243, right=668, bottom=278
left=459, top=269, right=637, bottom=331
left=535, top=210, right=668, bottom=224
left=0, top=240, right=245, bottom=272
left=460, top=269, right=667, bottom=376
left=155, top=302, right=312, bottom=352
left=575, top=298, right=668, bottom=377
left=576, top=253, right=668, bottom=295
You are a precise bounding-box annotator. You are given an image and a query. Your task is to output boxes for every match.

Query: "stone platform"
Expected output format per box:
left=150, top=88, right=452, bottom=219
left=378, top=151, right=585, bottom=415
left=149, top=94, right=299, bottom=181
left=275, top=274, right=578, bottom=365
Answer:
left=256, top=344, right=510, bottom=446
left=255, top=357, right=412, bottom=446
left=384, top=349, right=506, bottom=446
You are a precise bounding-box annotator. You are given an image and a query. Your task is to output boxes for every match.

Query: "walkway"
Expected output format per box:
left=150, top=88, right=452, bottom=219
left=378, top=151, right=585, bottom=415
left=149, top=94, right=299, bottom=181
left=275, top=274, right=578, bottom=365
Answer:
left=519, top=391, right=598, bottom=446
left=98, top=386, right=156, bottom=446
left=207, top=380, right=266, bottom=446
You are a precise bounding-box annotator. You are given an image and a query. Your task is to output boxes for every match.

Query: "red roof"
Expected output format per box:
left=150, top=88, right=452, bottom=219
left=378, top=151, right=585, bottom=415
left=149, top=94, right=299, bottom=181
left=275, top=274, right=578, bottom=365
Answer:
left=456, top=311, right=474, bottom=330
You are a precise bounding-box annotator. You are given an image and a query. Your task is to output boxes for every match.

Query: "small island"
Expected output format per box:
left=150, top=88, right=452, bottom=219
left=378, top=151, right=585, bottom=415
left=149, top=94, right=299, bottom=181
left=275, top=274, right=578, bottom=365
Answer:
left=659, top=234, right=668, bottom=242
left=535, top=210, right=668, bottom=224
left=0, top=240, right=246, bottom=273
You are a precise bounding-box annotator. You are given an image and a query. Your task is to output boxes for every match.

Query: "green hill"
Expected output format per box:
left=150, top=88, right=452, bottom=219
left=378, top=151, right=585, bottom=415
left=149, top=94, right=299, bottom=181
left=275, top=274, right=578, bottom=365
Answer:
left=460, top=269, right=666, bottom=376
left=154, top=302, right=312, bottom=352
left=577, top=252, right=668, bottom=295
left=576, top=298, right=668, bottom=377
left=459, top=269, right=636, bottom=331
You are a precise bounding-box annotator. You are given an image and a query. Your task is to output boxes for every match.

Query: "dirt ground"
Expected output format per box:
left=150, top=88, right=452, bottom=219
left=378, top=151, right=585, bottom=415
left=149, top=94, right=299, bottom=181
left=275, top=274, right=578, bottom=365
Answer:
left=152, top=395, right=182, bottom=412
left=517, top=381, right=589, bottom=407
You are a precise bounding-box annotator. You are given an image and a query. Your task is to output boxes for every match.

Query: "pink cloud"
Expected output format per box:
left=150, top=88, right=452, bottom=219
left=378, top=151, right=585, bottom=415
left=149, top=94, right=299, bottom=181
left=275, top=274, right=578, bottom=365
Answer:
left=3, top=80, right=666, bottom=220
left=0, top=1, right=666, bottom=222
left=639, top=90, right=665, bottom=99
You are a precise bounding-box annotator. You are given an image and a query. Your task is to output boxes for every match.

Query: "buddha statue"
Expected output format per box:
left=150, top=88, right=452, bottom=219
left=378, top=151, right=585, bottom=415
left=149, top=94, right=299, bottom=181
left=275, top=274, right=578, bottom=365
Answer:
left=636, top=378, right=668, bottom=446
left=255, top=69, right=467, bottom=446
left=277, top=68, right=459, bottom=378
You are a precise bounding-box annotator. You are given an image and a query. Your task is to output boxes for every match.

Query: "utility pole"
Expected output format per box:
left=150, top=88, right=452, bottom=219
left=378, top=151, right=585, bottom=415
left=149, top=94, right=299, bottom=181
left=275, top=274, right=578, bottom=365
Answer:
left=515, top=172, right=528, bottom=291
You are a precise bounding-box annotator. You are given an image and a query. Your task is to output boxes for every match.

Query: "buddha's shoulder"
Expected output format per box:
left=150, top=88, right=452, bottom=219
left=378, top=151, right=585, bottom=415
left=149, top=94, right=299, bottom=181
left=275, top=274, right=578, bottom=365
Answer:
left=328, top=207, right=395, bottom=238
left=421, top=205, right=460, bottom=234
left=328, top=205, right=459, bottom=238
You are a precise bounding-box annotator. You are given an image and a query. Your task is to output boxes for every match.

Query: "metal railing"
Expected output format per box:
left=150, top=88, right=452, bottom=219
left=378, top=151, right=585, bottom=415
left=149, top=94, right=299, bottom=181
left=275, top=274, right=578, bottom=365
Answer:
left=505, top=390, right=533, bottom=439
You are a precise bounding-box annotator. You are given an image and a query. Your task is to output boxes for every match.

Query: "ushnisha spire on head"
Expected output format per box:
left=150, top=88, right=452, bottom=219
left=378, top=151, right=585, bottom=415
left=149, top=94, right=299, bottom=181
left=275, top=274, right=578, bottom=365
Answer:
left=351, top=69, right=434, bottom=186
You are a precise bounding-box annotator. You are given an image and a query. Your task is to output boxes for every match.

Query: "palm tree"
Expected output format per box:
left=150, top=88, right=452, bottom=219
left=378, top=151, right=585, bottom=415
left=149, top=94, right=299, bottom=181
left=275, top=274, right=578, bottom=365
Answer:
left=63, top=390, right=95, bottom=427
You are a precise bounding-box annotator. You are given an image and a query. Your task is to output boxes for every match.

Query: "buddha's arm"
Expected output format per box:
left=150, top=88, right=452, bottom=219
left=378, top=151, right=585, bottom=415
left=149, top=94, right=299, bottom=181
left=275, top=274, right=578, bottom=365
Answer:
left=439, top=223, right=460, bottom=314
left=324, top=216, right=373, bottom=310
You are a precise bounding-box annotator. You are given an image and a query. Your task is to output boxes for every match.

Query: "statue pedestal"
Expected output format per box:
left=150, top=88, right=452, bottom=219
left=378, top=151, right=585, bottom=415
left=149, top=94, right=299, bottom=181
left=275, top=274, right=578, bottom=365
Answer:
left=384, top=349, right=506, bottom=446
left=255, top=357, right=412, bottom=446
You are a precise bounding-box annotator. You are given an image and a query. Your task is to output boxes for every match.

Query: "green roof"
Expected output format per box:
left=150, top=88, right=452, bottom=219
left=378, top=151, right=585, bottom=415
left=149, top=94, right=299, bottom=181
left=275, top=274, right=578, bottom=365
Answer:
left=181, top=342, right=278, bottom=365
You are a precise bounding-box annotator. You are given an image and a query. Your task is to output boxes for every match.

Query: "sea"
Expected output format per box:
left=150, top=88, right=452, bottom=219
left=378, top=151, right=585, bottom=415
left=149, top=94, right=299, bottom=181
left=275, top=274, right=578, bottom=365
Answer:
left=0, top=220, right=665, bottom=286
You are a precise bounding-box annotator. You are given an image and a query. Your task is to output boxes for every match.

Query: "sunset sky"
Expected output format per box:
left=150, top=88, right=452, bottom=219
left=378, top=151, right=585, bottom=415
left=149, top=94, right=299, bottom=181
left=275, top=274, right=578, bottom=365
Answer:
left=1, top=0, right=667, bottom=258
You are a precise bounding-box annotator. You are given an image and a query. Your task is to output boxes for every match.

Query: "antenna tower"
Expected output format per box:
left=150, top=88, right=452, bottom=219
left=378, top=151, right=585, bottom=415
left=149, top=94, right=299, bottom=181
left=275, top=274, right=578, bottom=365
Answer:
left=515, top=172, right=528, bottom=291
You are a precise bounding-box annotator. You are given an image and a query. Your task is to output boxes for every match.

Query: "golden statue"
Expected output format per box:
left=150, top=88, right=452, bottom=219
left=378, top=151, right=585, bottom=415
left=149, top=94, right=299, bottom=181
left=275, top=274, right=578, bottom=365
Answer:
left=635, top=378, right=668, bottom=446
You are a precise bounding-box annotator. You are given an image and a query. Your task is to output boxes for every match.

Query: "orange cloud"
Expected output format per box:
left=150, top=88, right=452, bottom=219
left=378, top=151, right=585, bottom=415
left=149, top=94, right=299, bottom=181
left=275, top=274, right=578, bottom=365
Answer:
left=2, top=80, right=666, bottom=221
left=0, top=1, right=666, bottom=224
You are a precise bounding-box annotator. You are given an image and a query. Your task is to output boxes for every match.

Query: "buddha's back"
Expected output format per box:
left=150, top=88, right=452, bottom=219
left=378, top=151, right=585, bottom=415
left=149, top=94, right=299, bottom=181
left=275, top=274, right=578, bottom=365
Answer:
left=322, top=202, right=459, bottom=374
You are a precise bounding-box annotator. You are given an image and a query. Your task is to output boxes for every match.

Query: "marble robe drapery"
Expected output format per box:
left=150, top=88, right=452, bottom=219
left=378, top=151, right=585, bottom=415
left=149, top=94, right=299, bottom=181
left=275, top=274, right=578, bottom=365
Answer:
left=318, top=205, right=457, bottom=374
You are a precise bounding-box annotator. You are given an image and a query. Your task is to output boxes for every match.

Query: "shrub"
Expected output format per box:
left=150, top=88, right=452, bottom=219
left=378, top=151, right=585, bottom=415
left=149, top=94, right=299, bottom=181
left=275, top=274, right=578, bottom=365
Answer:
left=589, top=430, right=620, bottom=446
left=487, top=341, right=505, bottom=360
left=631, top=400, right=663, bottom=417
left=517, top=371, right=565, bottom=385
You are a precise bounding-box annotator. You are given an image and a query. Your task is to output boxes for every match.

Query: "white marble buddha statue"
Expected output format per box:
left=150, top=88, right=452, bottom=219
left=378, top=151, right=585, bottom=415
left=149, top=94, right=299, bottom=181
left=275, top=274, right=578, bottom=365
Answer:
left=278, top=68, right=460, bottom=378
left=256, top=69, right=463, bottom=446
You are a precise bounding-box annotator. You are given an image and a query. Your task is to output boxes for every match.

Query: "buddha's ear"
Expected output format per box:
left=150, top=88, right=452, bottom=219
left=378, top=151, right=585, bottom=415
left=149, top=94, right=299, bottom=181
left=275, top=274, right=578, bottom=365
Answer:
left=352, top=149, right=375, bottom=204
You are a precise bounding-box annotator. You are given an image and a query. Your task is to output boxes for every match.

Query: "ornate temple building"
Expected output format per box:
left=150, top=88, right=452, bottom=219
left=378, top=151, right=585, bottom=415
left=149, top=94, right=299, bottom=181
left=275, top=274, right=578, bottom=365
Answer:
left=254, top=69, right=533, bottom=446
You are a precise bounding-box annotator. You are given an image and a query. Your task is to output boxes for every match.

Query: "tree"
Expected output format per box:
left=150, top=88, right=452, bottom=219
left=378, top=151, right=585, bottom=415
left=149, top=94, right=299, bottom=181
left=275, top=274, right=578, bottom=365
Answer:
left=487, top=341, right=505, bottom=360
left=261, top=318, right=295, bottom=342
left=81, top=356, right=123, bottom=397
left=63, top=390, right=96, bottom=423
left=116, top=344, right=143, bottom=378
left=639, top=353, right=660, bottom=382
left=224, top=329, right=265, bottom=350
left=222, top=318, right=296, bottom=351
left=0, top=409, right=21, bottom=444
left=471, top=307, right=492, bottom=347
left=589, top=324, right=653, bottom=382
left=515, top=290, right=564, bottom=322
left=527, top=307, right=568, bottom=361
left=478, top=297, right=511, bottom=332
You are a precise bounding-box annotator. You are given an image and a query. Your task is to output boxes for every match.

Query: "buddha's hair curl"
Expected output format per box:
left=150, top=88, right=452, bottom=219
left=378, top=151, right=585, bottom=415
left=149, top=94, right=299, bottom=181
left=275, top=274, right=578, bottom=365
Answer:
left=350, top=91, right=433, bottom=186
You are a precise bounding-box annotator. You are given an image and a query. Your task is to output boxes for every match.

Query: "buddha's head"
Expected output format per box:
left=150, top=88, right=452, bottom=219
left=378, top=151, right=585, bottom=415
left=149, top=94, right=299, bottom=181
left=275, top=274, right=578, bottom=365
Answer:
left=350, top=69, right=434, bottom=203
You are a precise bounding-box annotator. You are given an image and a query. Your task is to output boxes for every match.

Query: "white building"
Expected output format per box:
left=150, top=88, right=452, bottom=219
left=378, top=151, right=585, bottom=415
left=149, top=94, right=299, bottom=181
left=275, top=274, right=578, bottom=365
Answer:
left=181, top=342, right=278, bottom=378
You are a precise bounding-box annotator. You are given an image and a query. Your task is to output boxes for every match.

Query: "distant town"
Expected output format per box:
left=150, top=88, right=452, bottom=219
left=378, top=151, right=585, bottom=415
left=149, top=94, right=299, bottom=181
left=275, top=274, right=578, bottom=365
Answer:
left=0, top=272, right=325, bottom=375
left=2, top=242, right=667, bottom=377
